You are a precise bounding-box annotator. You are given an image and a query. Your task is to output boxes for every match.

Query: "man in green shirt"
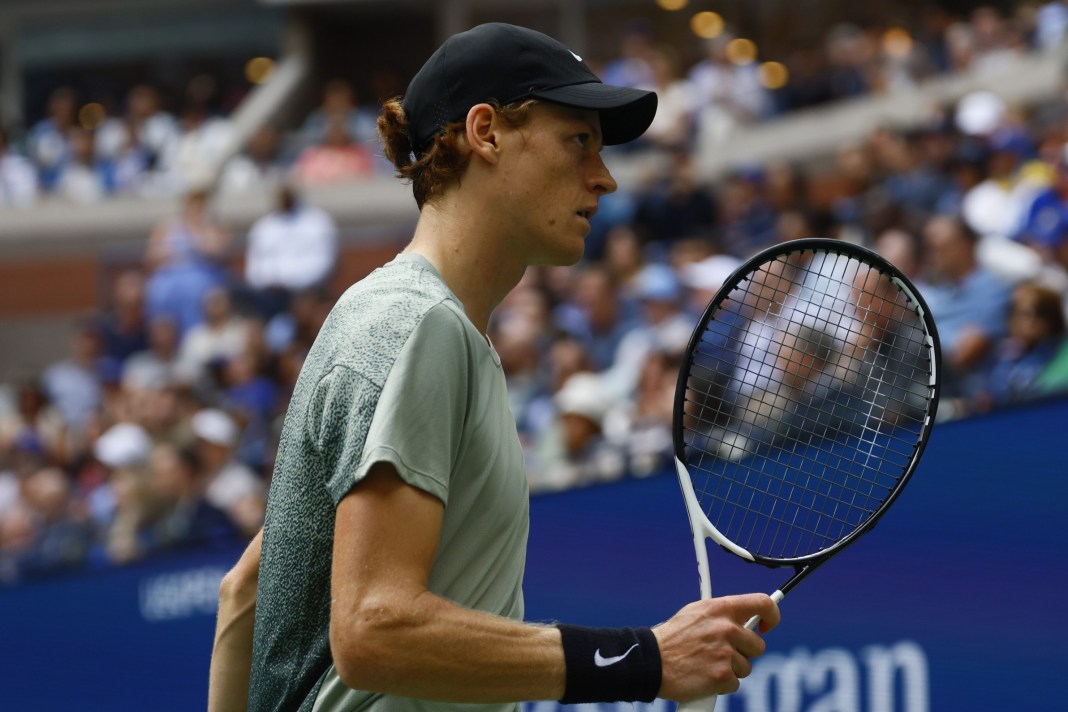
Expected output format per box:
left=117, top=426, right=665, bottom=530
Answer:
left=209, top=23, right=779, bottom=712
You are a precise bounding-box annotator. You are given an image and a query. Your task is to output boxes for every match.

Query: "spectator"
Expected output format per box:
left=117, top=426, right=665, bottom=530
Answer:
left=97, top=269, right=149, bottom=372
left=532, top=372, right=624, bottom=492
left=177, top=287, right=252, bottom=384
left=689, top=32, right=771, bottom=145
left=162, top=74, right=235, bottom=194
left=717, top=167, right=778, bottom=257
left=54, top=127, right=115, bottom=204
left=642, top=47, right=697, bottom=150
left=90, top=421, right=154, bottom=566
left=600, top=19, right=657, bottom=90
left=292, top=116, right=375, bottom=185
left=221, top=347, right=280, bottom=471
left=243, top=185, right=338, bottom=318
left=976, top=281, right=1066, bottom=409
left=611, top=349, right=678, bottom=478
left=921, top=214, right=1013, bottom=407
left=0, top=125, right=39, bottom=207
left=0, top=381, right=68, bottom=466
left=218, top=124, right=287, bottom=197
left=41, top=323, right=104, bottom=434
left=299, top=78, right=379, bottom=151
left=146, top=442, right=238, bottom=551
left=143, top=187, right=232, bottom=335
left=27, top=86, right=78, bottom=192
left=191, top=408, right=264, bottom=537
left=601, top=263, right=693, bottom=400
left=18, top=466, right=90, bottom=577
left=961, top=126, right=1037, bottom=240
left=556, top=265, right=638, bottom=371
left=122, top=316, right=188, bottom=393
left=633, top=148, right=718, bottom=247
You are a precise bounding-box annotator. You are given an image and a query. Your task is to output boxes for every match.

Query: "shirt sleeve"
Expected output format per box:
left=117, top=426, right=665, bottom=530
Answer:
left=307, top=302, right=471, bottom=507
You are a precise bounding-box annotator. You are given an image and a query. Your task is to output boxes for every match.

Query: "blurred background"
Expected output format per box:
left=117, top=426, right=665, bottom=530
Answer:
left=0, top=0, right=1066, bottom=710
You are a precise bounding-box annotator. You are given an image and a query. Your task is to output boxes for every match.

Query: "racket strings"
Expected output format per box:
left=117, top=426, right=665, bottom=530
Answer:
left=681, top=250, right=935, bottom=559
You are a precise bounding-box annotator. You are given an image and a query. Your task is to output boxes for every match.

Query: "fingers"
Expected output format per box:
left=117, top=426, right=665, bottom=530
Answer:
left=654, top=593, right=782, bottom=702
left=718, top=593, right=781, bottom=633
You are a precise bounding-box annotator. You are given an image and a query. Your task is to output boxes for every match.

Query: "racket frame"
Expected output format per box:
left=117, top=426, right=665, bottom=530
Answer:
left=672, top=237, right=942, bottom=601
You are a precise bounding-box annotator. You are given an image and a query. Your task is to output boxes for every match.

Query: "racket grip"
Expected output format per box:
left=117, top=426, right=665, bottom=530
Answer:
left=675, top=591, right=785, bottom=712
left=678, top=696, right=718, bottom=712
left=744, top=589, right=785, bottom=631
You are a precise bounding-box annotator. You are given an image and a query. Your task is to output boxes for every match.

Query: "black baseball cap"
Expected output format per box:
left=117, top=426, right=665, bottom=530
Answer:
left=403, top=23, right=658, bottom=154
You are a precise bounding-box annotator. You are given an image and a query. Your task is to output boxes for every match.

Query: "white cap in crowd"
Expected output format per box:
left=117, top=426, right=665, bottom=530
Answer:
left=555, top=372, right=615, bottom=427
left=680, top=254, right=742, bottom=294
left=94, top=422, right=152, bottom=469
left=191, top=408, right=239, bottom=448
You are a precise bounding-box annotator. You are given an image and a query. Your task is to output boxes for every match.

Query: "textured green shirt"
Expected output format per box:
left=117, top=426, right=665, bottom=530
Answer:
left=248, top=254, right=529, bottom=712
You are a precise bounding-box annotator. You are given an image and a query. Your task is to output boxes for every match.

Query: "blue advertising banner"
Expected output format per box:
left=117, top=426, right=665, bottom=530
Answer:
left=2, top=396, right=1066, bottom=711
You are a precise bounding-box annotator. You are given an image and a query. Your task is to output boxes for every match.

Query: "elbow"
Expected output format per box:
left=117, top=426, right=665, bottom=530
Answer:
left=329, top=601, right=415, bottom=691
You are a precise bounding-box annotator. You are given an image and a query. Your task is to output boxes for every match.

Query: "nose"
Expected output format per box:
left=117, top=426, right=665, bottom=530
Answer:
left=588, top=153, right=617, bottom=196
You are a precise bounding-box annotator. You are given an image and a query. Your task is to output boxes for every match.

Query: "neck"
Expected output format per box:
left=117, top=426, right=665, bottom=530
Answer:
left=404, top=196, right=527, bottom=333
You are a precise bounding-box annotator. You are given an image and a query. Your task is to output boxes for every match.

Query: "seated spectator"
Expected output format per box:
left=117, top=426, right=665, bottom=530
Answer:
left=554, top=264, right=639, bottom=371
left=600, top=263, right=693, bottom=400
left=97, top=269, right=149, bottom=372
left=16, top=466, right=90, bottom=578
left=0, top=382, right=68, bottom=466
left=54, top=127, right=115, bottom=205
left=192, top=408, right=264, bottom=537
left=221, top=347, right=280, bottom=471
left=218, top=124, right=287, bottom=197
left=122, top=316, right=190, bottom=393
left=243, top=185, right=338, bottom=318
left=0, top=125, right=39, bottom=207
left=292, top=117, right=375, bottom=185
left=143, top=187, right=233, bottom=335
left=975, top=281, right=1066, bottom=409
left=633, top=148, right=718, bottom=247
left=642, top=47, right=697, bottom=151
left=921, top=214, right=1013, bottom=409
left=177, top=287, right=252, bottom=384
left=609, top=348, right=678, bottom=478
left=159, top=74, right=234, bottom=195
left=27, top=86, right=78, bottom=192
left=146, top=442, right=237, bottom=552
left=41, top=323, right=105, bottom=436
left=531, top=372, right=625, bottom=492
left=90, top=421, right=154, bottom=566
left=299, top=78, right=380, bottom=151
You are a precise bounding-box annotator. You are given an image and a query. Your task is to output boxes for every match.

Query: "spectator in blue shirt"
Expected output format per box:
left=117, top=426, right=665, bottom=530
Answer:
left=921, top=214, right=1013, bottom=406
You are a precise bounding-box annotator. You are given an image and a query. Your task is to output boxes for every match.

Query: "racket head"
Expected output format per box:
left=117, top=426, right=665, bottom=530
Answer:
left=673, top=238, right=941, bottom=569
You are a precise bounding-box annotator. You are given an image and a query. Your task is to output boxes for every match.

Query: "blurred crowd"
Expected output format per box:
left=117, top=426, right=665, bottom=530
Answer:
left=6, top=4, right=1068, bottom=584
left=3, top=3, right=1068, bottom=206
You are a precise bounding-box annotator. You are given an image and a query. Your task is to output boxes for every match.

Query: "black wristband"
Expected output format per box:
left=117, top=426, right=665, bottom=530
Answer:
left=556, top=624, right=662, bottom=704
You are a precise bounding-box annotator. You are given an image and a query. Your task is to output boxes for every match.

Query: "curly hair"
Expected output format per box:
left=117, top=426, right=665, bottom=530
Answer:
left=377, top=98, right=538, bottom=208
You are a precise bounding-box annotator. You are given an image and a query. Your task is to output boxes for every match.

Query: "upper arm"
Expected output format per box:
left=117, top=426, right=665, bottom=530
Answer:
left=329, top=461, right=445, bottom=671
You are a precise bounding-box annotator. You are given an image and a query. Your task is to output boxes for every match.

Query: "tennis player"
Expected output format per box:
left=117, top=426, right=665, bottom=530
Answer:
left=209, top=22, right=779, bottom=712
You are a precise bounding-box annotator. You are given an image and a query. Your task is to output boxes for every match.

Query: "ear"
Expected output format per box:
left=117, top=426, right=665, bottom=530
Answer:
left=465, top=103, right=501, bottom=165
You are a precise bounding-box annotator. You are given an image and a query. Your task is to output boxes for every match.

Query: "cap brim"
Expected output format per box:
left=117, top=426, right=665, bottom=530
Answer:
left=533, top=83, right=657, bottom=146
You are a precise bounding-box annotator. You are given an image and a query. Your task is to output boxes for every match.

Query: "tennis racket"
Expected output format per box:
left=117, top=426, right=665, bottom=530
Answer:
left=672, top=238, right=940, bottom=711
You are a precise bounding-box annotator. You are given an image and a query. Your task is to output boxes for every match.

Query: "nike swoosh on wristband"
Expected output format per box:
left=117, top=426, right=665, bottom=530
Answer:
left=593, top=643, right=640, bottom=667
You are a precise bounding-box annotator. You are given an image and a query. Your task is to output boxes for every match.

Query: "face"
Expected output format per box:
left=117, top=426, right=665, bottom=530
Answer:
left=494, top=103, right=617, bottom=266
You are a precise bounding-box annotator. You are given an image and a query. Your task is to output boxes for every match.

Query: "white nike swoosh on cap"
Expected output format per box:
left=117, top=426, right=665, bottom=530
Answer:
left=569, top=50, right=583, bottom=62
left=593, top=643, right=640, bottom=667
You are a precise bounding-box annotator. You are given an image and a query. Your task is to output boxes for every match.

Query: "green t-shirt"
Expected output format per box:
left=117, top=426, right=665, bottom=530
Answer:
left=249, top=254, right=529, bottom=712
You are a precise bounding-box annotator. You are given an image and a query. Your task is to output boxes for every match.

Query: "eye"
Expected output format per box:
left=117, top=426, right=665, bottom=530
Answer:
left=573, top=133, right=591, bottom=148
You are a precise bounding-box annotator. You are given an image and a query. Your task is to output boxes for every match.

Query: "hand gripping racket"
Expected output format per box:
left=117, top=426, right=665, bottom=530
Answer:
left=672, top=238, right=940, bottom=711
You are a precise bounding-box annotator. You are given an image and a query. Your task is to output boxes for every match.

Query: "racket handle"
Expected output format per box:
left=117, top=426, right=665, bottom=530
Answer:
left=675, top=591, right=785, bottom=712
left=678, top=696, right=718, bottom=712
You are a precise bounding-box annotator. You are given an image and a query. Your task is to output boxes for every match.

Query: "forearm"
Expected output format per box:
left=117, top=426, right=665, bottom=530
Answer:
left=332, top=590, right=565, bottom=703
left=208, top=531, right=262, bottom=712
